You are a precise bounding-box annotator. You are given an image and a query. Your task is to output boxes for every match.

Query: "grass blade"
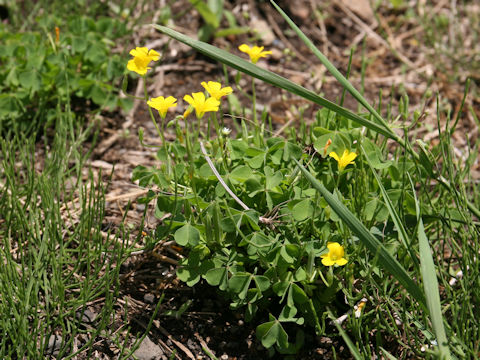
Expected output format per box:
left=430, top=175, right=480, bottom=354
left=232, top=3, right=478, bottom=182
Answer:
left=293, top=159, right=427, bottom=310
left=417, top=219, right=451, bottom=358
left=409, top=174, right=451, bottom=358
left=327, top=308, right=363, bottom=360
left=152, top=24, right=397, bottom=140
left=270, top=1, right=393, bottom=137
left=362, top=146, right=419, bottom=269
left=379, top=347, right=398, bottom=360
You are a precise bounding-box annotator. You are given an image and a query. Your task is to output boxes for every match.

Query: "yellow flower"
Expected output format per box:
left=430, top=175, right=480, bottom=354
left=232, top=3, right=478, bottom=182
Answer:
left=127, top=47, right=160, bottom=75
left=321, top=242, right=348, bottom=267
left=201, top=81, right=233, bottom=100
left=238, top=44, right=272, bottom=64
left=147, top=96, right=177, bottom=119
left=183, top=92, right=220, bottom=119
left=329, top=149, right=357, bottom=171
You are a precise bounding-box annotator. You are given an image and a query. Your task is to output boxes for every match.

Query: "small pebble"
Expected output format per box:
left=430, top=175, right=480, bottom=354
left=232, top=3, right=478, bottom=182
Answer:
left=75, top=308, right=96, bottom=324
left=133, top=336, right=163, bottom=360
left=143, top=293, right=155, bottom=304
left=47, top=334, right=62, bottom=356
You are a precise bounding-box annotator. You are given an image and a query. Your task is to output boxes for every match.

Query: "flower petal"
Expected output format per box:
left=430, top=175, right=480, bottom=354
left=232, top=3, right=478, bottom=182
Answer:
left=238, top=44, right=251, bottom=53
left=329, top=152, right=340, bottom=162
left=346, top=152, right=357, bottom=163
left=148, top=49, right=160, bottom=60
left=321, top=257, right=335, bottom=266
left=192, top=92, right=205, bottom=103
left=183, top=94, right=194, bottom=105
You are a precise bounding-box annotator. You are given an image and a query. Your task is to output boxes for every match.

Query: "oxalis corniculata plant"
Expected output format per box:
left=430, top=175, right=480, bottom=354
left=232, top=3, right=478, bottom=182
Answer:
left=124, top=1, right=479, bottom=358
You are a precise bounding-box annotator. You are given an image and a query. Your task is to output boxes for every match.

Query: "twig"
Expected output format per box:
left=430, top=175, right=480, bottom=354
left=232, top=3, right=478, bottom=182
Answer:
left=105, top=189, right=150, bottom=202
left=199, top=142, right=250, bottom=211
left=200, top=142, right=272, bottom=225
left=194, top=332, right=218, bottom=360
left=151, top=252, right=179, bottom=266
left=155, top=322, right=196, bottom=360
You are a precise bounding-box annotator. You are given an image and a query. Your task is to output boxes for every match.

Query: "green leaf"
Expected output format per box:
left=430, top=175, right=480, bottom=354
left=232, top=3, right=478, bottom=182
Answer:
left=229, top=165, right=252, bottom=182
left=279, top=244, right=299, bottom=264
left=291, top=199, right=312, bottom=221
left=215, top=26, right=250, bottom=38
left=283, top=141, right=303, bottom=161
left=291, top=283, right=308, bottom=305
left=265, top=166, right=283, bottom=190
left=279, top=305, right=297, bottom=320
left=90, top=84, right=107, bottom=105
left=256, top=317, right=289, bottom=349
left=176, top=266, right=201, bottom=286
left=71, top=36, right=88, bottom=53
left=0, top=94, right=22, bottom=118
left=410, top=172, right=451, bottom=359
left=18, top=69, right=40, bottom=91
left=279, top=305, right=305, bottom=325
left=84, top=43, right=107, bottom=64
left=205, top=267, right=228, bottom=290
left=247, top=232, right=275, bottom=255
left=362, top=138, right=393, bottom=169
left=363, top=199, right=378, bottom=221
left=174, top=224, right=200, bottom=247
left=272, top=280, right=289, bottom=298
left=417, top=218, right=451, bottom=358
left=254, top=275, right=271, bottom=292
left=294, top=267, right=307, bottom=282
left=313, top=132, right=349, bottom=157
left=229, top=273, right=252, bottom=300
left=245, top=153, right=265, bottom=169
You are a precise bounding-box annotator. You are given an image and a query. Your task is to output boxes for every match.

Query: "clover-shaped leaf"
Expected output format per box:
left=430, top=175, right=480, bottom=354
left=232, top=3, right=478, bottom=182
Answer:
left=256, top=315, right=289, bottom=349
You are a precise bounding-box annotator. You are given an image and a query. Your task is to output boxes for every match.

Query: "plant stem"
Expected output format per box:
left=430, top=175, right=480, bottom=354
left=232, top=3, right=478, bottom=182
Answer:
left=142, top=76, right=166, bottom=147
left=251, top=77, right=258, bottom=129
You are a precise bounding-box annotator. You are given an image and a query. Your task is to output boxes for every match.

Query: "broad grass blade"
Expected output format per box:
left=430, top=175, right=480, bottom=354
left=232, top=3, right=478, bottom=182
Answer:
left=152, top=25, right=397, bottom=139
left=293, top=159, right=427, bottom=310
left=417, top=219, right=451, bottom=359
left=409, top=174, right=451, bottom=359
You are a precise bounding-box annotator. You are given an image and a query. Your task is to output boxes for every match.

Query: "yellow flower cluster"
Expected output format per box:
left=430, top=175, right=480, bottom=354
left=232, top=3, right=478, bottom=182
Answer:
left=127, top=47, right=233, bottom=120
left=183, top=81, right=232, bottom=119
left=127, top=46, right=354, bottom=268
